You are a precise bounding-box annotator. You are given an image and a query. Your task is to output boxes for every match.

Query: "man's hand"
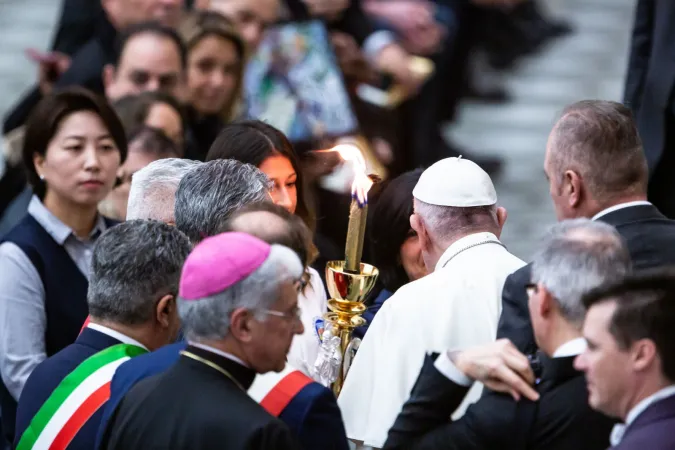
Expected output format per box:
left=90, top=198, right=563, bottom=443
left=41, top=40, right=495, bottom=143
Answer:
left=37, top=52, right=71, bottom=95
left=331, top=32, right=377, bottom=84
left=451, top=339, right=540, bottom=402
left=364, top=0, right=443, bottom=55
left=375, top=44, right=424, bottom=98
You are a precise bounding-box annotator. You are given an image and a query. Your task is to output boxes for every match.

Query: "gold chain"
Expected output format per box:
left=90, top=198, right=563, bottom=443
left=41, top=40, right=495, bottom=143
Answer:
left=180, top=350, right=246, bottom=392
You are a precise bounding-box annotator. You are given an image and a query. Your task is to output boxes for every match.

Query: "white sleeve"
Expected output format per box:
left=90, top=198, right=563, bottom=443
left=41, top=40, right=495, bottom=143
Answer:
left=434, top=351, right=473, bottom=387
left=0, top=242, right=47, bottom=400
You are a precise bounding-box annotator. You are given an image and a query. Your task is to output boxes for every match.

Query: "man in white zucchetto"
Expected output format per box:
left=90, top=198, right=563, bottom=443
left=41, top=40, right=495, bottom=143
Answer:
left=337, top=157, right=526, bottom=449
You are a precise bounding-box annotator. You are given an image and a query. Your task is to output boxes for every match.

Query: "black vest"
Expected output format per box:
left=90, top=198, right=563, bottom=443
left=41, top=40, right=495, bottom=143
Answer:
left=0, top=214, right=116, bottom=445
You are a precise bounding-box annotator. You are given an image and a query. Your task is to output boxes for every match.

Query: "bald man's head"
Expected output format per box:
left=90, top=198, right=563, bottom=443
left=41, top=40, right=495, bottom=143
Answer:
left=220, top=203, right=311, bottom=266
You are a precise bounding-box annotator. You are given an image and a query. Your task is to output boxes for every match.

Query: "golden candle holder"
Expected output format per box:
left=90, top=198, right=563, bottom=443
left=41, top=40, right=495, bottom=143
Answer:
left=324, top=260, right=379, bottom=396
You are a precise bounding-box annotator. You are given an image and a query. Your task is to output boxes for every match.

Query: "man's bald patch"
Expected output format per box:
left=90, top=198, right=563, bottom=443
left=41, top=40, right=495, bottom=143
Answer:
left=228, top=210, right=290, bottom=243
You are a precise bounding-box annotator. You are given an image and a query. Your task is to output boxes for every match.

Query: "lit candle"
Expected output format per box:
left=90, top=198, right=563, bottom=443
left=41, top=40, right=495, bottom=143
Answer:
left=332, top=145, right=374, bottom=273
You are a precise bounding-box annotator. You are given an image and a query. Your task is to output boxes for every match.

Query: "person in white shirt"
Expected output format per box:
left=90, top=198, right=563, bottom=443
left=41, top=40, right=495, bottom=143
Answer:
left=337, top=157, right=526, bottom=448
left=575, top=269, right=675, bottom=449
left=384, top=218, right=629, bottom=449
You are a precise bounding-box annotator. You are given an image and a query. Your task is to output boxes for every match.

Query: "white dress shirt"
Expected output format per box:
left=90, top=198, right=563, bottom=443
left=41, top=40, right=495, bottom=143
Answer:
left=592, top=201, right=652, bottom=221
left=610, top=385, right=675, bottom=446
left=338, top=232, right=525, bottom=448
left=87, top=323, right=148, bottom=350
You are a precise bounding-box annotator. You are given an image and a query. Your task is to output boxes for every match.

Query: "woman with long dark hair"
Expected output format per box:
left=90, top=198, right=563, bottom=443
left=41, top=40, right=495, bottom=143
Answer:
left=206, top=120, right=323, bottom=377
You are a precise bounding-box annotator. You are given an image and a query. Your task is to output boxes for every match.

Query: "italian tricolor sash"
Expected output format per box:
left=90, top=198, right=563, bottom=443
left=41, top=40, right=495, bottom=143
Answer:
left=16, top=343, right=147, bottom=450
left=248, top=364, right=313, bottom=417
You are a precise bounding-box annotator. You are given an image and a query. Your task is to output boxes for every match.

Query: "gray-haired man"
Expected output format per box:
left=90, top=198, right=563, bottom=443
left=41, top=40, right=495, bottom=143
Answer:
left=14, top=220, right=192, bottom=450
left=126, top=158, right=202, bottom=224
left=385, top=219, right=624, bottom=450
left=174, top=159, right=270, bottom=243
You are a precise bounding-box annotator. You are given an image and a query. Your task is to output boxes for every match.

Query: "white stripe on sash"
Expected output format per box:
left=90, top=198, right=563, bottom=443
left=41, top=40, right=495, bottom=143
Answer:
left=248, top=364, right=298, bottom=402
left=34, top=357, right=130, bottom=449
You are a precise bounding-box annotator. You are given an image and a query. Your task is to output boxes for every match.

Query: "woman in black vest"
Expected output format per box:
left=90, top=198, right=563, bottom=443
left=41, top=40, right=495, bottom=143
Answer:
left=0, top=88, right=127, bottom=444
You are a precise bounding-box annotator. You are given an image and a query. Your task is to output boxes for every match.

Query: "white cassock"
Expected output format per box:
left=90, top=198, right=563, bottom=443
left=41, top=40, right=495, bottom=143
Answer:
left=337, top=232, right=526, bottom=448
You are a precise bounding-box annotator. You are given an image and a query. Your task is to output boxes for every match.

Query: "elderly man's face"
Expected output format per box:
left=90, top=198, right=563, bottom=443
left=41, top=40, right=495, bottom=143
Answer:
left=105, top=33, right=184, bottom=102
left=210, top=0, right=280, bottom=50
left=247, top=279, right=304, bottom=373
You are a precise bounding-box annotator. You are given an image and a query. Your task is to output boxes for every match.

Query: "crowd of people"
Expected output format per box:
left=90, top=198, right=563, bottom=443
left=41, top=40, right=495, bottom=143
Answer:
left=1, top=0, right=675, bottom=449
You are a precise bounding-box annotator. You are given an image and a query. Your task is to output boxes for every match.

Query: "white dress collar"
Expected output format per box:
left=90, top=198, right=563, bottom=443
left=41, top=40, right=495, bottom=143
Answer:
left=435, top=232, right=502, bottom=272
left=86, top=323, right=148, bottom=350
left=592, top=201, right=652, bottom=221
left=552, top=337, right=587, bottom=358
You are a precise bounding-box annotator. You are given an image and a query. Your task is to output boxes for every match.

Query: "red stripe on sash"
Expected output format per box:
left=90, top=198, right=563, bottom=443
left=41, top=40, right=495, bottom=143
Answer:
left=79, top=317, right=91, bottom=335
left=259, top=371, right=312, bottom=417
left=48, top=382, right=111, bottom=450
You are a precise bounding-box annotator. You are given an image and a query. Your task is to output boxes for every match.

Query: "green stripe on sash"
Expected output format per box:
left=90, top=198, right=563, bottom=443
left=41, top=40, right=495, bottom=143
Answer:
left=16, top=343, right=147, bottom=450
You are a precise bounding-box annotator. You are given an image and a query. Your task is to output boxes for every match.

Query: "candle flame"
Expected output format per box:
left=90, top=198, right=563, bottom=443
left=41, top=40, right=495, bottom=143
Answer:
left=330, top=144, right=373, bottom=205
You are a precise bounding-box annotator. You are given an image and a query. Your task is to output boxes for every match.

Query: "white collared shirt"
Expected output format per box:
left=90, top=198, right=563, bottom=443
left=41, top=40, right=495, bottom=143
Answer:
left=189, top=342, right=249, bottom=368
left=552, top=337, right=587, bottom=358
left=87, top=323, right=148, bottom=350
left=592, top=201, right=652, bottom=221
left=610, top=385, right=675, bottom=446
left=338, top=232, right=525, bottom=448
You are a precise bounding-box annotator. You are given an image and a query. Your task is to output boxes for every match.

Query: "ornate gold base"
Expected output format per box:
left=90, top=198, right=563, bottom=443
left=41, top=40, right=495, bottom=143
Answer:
left=323, top=261, right=379, bottom=396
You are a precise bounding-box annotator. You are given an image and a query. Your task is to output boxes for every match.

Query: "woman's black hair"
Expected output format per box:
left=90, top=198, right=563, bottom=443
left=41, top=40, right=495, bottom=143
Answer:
left=368, top=169, right=424, bottom=293
left=22, top=87, right=128, bottom=199
left=206, top=119, right=316, bottom=232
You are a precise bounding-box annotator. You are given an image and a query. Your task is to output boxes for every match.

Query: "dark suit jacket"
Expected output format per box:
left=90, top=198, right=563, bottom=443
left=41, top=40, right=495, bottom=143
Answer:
left=613, top=395, right=675, bottom=449
left=100, top=345, right=299, bottom=450
left=624, top=0, right=675, bottom=170
left=96, top=342, right=348, bottom=450
left=497, top=204, right=675, bottom=355
left=2, top=12, right=117, bottom=134
left=14, top=328, right=123, bottom=450
left=384, top=353, right=616, bottom=450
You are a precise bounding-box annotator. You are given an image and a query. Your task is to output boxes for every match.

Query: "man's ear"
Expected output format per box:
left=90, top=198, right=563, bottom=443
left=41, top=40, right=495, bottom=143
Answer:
left=229, top=307, right=254, bottom=343
left=495, top=206, right=507, bottom=237
left=410, top=213, right=429, bottom=249
left=564, top=170, right=583, bottom=209
left=538, top=284, right=554, bottom=319
left=155, top=294, right=176, bottom=328
left=632, top=338, right=658, bottom=373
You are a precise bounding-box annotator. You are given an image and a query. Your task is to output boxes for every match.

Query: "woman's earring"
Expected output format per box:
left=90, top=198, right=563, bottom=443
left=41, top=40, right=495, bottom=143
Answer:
left=39, top=174, right=45, bottom=181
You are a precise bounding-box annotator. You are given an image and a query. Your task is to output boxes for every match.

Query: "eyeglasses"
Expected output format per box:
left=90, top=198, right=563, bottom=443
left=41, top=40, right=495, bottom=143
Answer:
left=258, top=306, right=302, bottom=321
left=525, top=283, right=538, bottom=297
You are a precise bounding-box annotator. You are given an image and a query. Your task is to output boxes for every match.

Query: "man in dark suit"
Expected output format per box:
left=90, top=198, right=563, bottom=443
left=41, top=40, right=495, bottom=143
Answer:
left=13, top=221, right=190, bottom=450
left=96, top=204, right=348, bottom=450
left=384, top=218, right=623, bottom=449
left=624, top=0, right=675, bottom=218
left=497, top=100, right=675, bottom=356
left=100, top=232, right=304, bottom=449
left=575, top=269, right=675, bottom=449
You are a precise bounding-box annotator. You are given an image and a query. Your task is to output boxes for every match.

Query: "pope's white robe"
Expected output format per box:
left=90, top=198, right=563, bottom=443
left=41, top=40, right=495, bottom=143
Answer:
left=337, top=232, right=526, bottom=448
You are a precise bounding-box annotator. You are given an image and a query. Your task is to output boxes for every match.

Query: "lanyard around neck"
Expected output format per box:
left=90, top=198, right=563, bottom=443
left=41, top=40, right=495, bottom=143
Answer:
left=181, top=350, right=246, bottom=392
left=441, top=238, right=505, bottom=269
